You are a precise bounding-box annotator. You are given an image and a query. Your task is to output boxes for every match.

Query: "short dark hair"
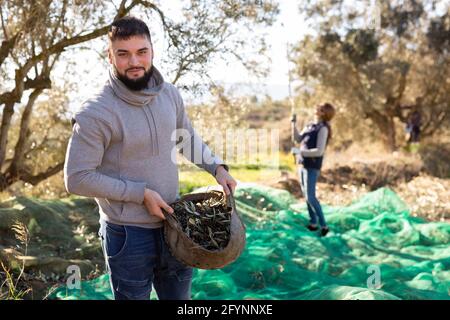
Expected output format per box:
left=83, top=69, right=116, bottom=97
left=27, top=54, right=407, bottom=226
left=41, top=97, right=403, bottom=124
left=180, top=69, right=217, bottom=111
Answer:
left=108, top=16, right=152, bottom=43
left=318, top=103, right=336, bottom=122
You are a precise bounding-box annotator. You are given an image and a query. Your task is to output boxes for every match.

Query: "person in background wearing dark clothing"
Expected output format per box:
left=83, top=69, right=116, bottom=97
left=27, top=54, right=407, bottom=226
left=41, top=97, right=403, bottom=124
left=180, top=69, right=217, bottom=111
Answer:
left=291, top=103, right=336, bottom=237
left=406, top=110, right=422, bottom=143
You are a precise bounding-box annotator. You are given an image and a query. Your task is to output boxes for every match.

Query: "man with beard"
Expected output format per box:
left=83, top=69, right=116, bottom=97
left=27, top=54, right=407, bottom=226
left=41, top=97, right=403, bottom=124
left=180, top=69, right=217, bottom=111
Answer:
left=64, top=16, right=236, bottom=300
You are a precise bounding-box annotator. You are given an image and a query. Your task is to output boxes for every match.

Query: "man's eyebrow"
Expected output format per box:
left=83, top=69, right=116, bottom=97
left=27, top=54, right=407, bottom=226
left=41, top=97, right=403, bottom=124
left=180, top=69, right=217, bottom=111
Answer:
left=115, top=47, right=149, bottom=53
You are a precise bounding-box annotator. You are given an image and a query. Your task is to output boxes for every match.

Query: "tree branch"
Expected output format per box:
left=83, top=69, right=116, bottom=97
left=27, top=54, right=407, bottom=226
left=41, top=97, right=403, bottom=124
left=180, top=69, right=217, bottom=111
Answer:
left=0, top=101, right=15, bottom=168
left=23, top=76, right=52, bottom=91
left=23, top=137, right=65, bottom=160
left=20, top=162, right=65, bottom=186
left=171, top=29, right=230, bottom=84
left=139, top=1, right=178, bottom=46
left=0, top=32, right=22, bottom=67
left=0, top=5, right=7, bottom=39
left=7, top=88, right=45, bottom=177
left=48, top=0, right=68, bottom=46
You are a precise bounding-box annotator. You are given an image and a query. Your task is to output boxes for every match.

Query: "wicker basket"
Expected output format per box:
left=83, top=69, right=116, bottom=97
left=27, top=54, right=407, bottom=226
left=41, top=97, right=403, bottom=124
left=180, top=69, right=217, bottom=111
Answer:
left=163, top=190, right=246, bottom=269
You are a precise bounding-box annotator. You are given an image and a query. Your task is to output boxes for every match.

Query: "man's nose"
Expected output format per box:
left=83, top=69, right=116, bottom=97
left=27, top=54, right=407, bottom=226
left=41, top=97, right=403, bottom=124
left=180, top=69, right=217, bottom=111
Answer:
left=129, top=54, right=139, bottom=66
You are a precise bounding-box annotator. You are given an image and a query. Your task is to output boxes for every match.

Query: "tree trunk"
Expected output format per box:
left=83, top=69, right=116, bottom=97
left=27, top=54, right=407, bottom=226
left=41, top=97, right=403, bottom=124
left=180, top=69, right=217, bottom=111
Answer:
left=368, top=110, right=397, bottom=152
left=384, top=117, right=397, bottom=152
left=0, top=101, right=15, bottom=168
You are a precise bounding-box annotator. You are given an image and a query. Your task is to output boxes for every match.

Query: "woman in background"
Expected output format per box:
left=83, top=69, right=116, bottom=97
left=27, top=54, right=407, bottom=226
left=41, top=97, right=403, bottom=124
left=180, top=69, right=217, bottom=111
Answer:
left=291, top=103, right=336, bottom=237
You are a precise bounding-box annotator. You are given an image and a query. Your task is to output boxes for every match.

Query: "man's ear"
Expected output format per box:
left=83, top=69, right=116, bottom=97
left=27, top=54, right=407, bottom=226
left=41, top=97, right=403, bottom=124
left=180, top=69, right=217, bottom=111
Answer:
left=107, top=48, right=113, bottom=64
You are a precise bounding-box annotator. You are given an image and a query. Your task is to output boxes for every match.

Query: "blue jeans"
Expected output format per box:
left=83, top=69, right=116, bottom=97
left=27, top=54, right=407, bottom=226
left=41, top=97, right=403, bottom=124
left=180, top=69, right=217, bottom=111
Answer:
left=98, top=220, right=193, bottom=300
left=299, top=168, right=327, bottom=228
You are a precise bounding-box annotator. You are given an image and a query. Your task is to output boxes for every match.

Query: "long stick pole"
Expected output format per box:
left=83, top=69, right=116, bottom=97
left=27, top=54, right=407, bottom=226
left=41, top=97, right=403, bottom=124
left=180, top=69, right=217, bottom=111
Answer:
left=287, top=41, right=294, bottom=116
left=286, top=41, right=297, bottom=164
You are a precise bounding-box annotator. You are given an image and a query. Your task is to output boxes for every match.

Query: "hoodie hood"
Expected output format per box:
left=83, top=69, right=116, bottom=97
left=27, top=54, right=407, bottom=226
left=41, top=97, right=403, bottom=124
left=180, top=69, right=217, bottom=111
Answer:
left=108, top=66, right=165, bottom=107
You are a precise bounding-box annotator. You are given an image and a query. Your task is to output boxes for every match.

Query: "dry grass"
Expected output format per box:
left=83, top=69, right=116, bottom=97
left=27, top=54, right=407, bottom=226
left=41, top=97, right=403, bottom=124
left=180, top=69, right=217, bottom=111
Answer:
left=0, top=221, right=32, bottom=300
left=394, top=174, right=450, bottom=222
left=324, top=141, right=421, bottom=169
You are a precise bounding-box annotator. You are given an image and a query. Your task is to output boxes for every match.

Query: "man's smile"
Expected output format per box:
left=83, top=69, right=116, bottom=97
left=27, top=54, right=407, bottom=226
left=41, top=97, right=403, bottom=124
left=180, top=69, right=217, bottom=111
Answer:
left=127, top=68, right=145, bottom=75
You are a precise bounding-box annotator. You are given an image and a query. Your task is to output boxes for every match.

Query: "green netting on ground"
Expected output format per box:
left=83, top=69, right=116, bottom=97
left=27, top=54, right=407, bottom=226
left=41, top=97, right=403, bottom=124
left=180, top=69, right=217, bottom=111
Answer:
left=51, top=185, right=450, bottom=300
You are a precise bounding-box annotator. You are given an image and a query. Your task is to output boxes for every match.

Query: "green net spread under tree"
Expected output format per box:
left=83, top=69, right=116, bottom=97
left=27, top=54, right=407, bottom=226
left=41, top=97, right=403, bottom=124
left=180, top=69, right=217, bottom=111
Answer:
left=51, top=185, right=450, bottom=300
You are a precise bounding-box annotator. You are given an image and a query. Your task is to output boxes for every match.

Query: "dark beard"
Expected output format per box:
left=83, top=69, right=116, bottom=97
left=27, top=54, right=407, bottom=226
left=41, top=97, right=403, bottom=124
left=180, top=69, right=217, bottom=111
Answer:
left=114, top=66, right=153, bottom=91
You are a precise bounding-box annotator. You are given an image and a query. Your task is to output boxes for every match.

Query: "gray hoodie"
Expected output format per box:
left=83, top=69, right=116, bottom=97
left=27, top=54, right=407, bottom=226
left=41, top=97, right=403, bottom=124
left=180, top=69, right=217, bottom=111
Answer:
left=64, top=67, right=225, bottom=229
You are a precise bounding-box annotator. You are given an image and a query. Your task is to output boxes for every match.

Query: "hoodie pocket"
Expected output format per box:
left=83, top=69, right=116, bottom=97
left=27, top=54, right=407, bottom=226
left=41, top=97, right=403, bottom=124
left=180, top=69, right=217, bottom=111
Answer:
left=98, top=198, right=124, bottom=221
